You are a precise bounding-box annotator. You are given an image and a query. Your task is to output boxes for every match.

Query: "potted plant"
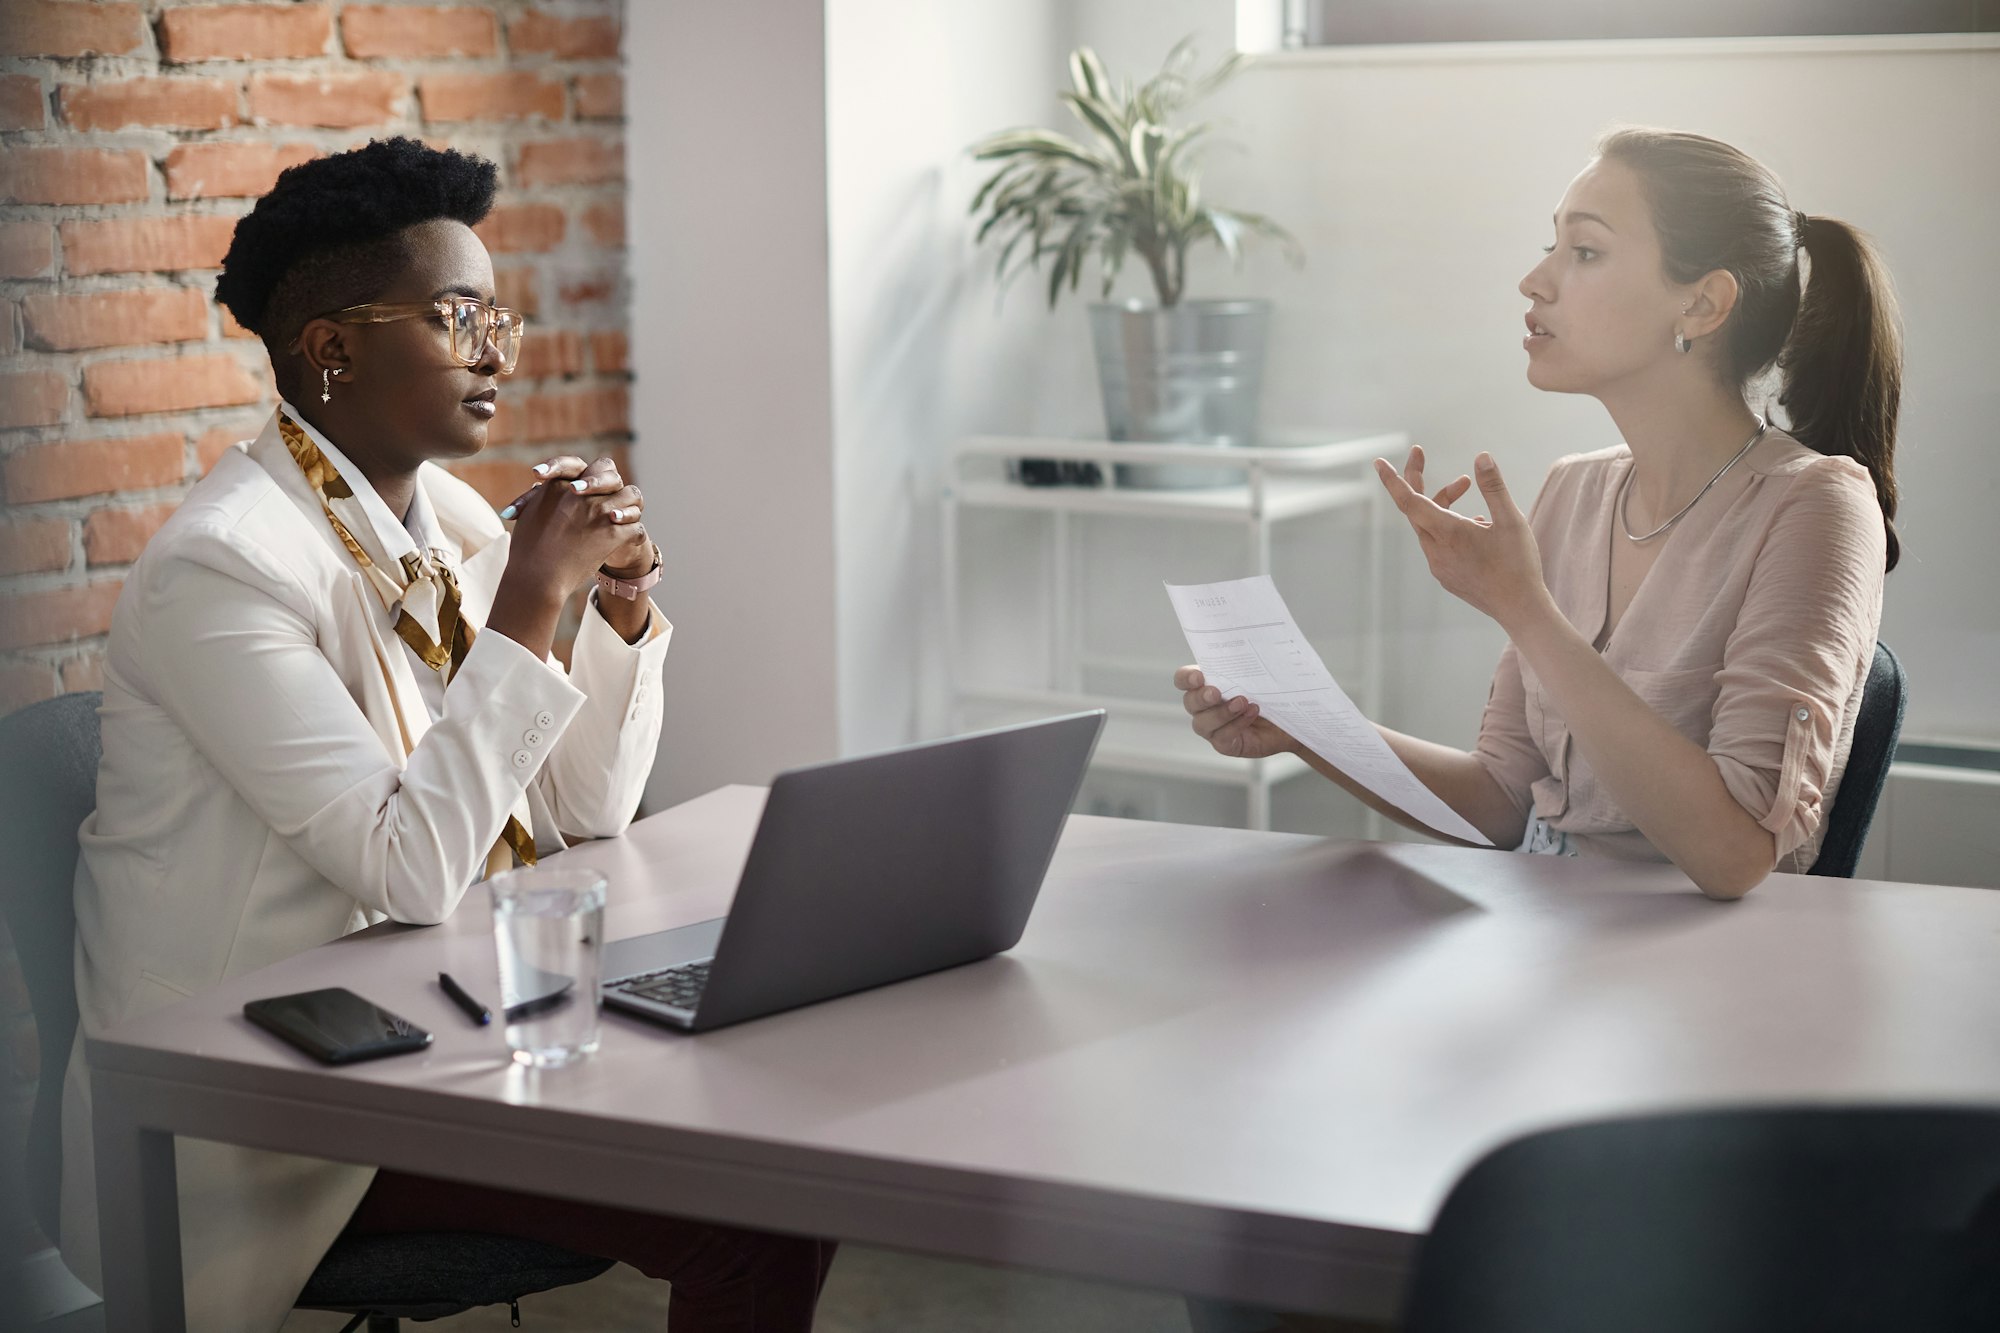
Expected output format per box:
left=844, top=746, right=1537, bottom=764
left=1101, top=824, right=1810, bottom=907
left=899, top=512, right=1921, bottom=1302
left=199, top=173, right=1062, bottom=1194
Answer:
left=969, top=39, right=1301, bottom=488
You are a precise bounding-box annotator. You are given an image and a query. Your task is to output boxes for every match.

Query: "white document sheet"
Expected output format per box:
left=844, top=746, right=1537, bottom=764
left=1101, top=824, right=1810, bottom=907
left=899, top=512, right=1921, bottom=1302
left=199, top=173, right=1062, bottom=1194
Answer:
left=1166, top=575, right=1493, bottom=846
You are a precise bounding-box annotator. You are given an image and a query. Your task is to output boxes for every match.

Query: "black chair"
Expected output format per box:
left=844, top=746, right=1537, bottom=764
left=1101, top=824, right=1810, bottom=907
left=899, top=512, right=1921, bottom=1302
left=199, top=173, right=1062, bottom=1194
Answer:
left=1808, top=642, right=1906, bottom=877
left=1401, top=1106, right=2000, bottom=1333
left=0, top=690, right=100, bottom=1244
left=295, top=1234, right=613, bottom=1330
left=0, top=692, right=612, bottom=1331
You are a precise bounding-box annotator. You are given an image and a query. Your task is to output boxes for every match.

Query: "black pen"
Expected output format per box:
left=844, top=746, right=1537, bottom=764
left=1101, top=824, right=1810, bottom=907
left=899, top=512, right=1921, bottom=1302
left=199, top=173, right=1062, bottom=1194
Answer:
left=437, top=972, right=491, bottom=1026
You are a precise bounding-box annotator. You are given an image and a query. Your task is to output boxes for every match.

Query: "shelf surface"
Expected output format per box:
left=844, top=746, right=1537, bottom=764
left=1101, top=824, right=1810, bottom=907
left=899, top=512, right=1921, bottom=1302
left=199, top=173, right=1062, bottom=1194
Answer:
left=950, top=475, right=1375, bottom=522
left=955, top=431, right=1409, bottom=468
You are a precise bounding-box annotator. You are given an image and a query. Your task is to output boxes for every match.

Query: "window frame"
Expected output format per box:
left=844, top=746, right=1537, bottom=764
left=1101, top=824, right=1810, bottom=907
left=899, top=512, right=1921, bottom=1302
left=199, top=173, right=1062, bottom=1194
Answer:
left=1284, top=0, right=2000, bottom=49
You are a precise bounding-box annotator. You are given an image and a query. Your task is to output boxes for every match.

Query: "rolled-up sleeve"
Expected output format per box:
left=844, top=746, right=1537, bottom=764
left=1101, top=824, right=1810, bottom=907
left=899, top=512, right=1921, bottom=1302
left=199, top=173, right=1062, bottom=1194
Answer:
left=1473, top=462, right=1562, bottom=818
left=1474, top=641, right=1547, bottom=819
left=1708, top=459, right=1885, bottom=861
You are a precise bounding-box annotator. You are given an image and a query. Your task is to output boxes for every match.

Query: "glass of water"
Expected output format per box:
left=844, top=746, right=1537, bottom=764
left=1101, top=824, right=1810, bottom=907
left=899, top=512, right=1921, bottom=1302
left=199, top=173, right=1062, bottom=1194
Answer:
left=489, top=865, right=607, bottom=1068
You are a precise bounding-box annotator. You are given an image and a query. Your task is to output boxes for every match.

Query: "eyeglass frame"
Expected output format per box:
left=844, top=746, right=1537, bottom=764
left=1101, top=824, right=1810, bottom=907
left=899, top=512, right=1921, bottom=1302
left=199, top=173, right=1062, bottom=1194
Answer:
left=288, top=297, right=526, bottom=374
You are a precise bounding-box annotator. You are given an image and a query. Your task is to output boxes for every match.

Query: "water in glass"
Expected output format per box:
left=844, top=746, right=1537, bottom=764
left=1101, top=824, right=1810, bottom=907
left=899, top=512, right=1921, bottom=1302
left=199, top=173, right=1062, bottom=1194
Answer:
left=490, top=867, right=606, bottom=1067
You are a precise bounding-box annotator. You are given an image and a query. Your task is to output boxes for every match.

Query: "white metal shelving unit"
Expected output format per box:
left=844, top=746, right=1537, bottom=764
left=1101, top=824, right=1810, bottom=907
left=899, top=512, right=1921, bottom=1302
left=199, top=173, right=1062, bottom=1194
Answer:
left=942, top=430, right=1404, bottom=831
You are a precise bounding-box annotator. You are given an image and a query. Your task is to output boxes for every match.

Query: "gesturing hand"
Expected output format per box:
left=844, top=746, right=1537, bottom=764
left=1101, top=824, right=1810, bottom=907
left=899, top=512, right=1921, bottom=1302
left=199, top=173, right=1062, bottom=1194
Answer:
left=1174, top=666, right=1297, bottom=761
left=1374, top=446, right=1550, bottom=632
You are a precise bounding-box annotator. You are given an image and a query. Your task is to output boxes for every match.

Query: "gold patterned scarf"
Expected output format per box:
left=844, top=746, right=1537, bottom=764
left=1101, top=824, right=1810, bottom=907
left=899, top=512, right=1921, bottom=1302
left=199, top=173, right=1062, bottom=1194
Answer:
left=278, top=408, right=536, bottom=870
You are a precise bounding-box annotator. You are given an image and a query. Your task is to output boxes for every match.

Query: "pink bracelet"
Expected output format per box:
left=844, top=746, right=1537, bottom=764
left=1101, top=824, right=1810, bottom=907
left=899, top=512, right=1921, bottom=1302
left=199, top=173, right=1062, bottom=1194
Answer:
left=595, top=543, right=662, bottom=600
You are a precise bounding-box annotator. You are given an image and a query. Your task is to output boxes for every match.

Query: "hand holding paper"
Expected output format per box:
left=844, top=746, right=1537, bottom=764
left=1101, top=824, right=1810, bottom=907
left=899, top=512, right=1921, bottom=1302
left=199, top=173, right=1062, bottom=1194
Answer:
left=1166, top=575, right=1493, bottom=846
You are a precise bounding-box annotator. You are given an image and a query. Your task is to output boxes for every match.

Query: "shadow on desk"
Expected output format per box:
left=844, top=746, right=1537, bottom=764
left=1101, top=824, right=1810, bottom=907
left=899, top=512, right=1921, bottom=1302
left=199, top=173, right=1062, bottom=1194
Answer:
left=638, top=837, right=1499, bottom=1124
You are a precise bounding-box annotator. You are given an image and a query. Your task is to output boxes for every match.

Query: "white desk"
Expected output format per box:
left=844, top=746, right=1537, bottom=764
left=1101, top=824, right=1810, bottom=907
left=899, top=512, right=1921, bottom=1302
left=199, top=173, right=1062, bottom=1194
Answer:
left=89, top=787, right=2000, bottom=1329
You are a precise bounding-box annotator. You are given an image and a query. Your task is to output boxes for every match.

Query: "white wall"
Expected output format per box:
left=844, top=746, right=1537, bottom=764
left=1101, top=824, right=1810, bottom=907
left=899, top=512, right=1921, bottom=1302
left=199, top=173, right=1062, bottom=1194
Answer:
left=626, top=1, right=842, bottom=810
left=824, top=0, right=1072, bottom=756
left=1062, top=3, right=2000, bottom=753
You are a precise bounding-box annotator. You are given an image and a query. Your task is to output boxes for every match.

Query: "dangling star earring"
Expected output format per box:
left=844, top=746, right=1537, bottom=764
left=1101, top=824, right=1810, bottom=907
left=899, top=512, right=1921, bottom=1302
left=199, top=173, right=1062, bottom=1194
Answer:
left=321, top=367, right=333, bottom=403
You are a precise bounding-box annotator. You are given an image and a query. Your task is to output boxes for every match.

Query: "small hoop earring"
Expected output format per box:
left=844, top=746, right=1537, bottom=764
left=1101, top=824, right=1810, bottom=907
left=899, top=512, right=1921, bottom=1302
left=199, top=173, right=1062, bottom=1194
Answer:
left=321, top=367, right=333, bottom=403
left=1674, top=332, right=1692, bottom=355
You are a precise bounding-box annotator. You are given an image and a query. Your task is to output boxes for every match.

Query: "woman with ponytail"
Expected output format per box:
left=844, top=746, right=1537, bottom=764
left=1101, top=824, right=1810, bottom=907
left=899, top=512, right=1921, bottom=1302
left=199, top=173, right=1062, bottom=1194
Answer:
left=1175, top=128, right=1901, bottom=899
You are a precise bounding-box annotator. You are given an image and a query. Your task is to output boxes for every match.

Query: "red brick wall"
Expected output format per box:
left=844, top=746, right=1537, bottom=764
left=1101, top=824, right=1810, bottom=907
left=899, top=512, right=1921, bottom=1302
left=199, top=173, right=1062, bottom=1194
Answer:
left=0, top=2, right=629, bottom=1250
left=0, top=0, right=631, bottom=713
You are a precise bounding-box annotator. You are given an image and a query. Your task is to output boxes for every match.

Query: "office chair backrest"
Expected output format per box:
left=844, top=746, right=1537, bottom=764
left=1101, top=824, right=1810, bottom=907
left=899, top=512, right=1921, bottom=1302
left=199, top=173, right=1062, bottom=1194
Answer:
left=1808, top=642, right=1905, bottom=877
left=0, top=691, right=103, bottom=1240
left=0, top=692, right=613, bottom=1329
left=1402, top=1106, right=2000, bottom=1333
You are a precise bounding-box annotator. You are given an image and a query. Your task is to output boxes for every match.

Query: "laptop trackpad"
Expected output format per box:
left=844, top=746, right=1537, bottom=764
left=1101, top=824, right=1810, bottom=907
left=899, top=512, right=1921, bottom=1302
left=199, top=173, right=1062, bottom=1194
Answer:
left=603, top=916, right=727, bottom=981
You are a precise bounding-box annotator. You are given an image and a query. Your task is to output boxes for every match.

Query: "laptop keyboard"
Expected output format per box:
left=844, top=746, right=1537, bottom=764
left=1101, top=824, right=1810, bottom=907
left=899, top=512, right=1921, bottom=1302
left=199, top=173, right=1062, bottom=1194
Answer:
left=610, top=960, right=711, bottom=1011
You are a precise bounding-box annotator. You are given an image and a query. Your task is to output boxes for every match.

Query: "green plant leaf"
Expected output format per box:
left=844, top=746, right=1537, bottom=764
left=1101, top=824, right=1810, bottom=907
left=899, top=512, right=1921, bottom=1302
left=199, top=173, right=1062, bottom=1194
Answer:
left=994, top=220, right=1038, bottom=288
left=1132, top=122, right=1167, bottom=181
left=975, top=166, right=1051, bottom=242
left=968, top=36, right=1297, bottom=310
left=1047, top=207, right=1102, bottom=307
left=1100, top=228, right=1129, bottom=297
left=1157, top=124, right=1208, bottom=175
left=1060, top=92, right=1137, bottom=170
left=1070, top=47, right=1110, bottom=102
left=968, top=162, right=1023, bottom=216
left=975, top=200, right=1027, bottom=246
left=970, top=128, right=1108, bottom=173
left=1203, top=209, right=1245, bottom=265
left=1229, top=208, right=1307, bottom=265
left=1046, top=238, right=1071, bottom=308
left=1187, top=51, right=1246, bottom=103
left=1001, top=164, right=1064, bottom=211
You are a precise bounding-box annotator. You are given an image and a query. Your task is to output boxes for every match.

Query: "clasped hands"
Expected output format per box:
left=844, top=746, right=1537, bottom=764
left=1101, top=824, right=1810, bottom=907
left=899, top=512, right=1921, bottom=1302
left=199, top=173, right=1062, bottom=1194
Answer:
left=499, top=454, right=654, bottom=595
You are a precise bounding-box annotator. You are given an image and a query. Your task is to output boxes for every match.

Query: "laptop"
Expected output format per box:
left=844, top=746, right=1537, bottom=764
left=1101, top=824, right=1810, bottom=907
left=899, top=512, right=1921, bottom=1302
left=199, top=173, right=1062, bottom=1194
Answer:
left=601, top=710, right=1105, bottom=1033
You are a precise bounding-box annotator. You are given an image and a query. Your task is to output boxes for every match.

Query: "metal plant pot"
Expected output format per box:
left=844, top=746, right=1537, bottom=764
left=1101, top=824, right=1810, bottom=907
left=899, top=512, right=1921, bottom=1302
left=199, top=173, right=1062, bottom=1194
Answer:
left=1089, top=299, right=1271, bottom=488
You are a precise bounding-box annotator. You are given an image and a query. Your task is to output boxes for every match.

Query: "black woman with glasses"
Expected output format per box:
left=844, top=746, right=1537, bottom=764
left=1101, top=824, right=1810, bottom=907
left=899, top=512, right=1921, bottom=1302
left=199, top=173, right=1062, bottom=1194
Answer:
left=58, top=138, right=835, bottom=1332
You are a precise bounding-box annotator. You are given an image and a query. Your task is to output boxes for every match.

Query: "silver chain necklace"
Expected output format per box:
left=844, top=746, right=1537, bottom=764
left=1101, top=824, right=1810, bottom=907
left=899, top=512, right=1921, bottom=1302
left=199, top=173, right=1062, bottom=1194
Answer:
left=1618, top=416, right=1768, bottom=543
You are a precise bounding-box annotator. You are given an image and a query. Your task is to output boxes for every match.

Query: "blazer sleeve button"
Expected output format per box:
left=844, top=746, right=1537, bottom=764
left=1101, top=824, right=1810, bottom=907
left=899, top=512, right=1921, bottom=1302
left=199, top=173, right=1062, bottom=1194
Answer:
left=512, top=749, right=533, bottom=769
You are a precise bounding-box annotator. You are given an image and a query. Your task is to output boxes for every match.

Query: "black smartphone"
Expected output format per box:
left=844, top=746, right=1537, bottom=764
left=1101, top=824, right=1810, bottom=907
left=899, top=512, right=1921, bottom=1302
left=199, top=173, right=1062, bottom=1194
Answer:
left=243, top=987, right=433, bottom=1065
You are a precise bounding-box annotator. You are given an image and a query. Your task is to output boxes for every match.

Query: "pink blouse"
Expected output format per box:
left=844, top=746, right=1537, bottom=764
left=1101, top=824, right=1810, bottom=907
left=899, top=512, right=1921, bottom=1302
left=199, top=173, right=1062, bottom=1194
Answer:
left=1474, top=428, right=1887, bottom=872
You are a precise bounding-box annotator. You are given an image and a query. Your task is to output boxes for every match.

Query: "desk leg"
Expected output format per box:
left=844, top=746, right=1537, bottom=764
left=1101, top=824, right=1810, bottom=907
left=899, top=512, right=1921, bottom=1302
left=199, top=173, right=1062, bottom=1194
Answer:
left=92, top=1074, right=185, bottom=1332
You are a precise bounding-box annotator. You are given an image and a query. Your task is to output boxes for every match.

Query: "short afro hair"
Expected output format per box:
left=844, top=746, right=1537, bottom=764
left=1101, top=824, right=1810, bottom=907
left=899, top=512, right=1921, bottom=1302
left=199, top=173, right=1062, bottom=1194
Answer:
left=216, top=136, right=497, bottom=358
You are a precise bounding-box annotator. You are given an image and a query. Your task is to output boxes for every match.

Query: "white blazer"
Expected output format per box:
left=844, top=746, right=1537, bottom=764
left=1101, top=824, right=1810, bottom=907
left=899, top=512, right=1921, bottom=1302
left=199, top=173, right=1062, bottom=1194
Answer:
left=59, top=411, right=670, bottom=1331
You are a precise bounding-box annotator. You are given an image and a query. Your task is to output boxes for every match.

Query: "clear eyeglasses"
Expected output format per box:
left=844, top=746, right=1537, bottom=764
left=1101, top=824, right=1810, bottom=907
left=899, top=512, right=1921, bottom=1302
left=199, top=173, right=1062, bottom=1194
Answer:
left=298, top=297, right=526, bottom=374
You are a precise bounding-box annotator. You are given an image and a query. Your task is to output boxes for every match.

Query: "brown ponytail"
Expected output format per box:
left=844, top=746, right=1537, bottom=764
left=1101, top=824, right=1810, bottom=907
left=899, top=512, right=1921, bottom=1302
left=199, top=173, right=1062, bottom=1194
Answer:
left=1597, top=128, right=1903, bottom=571
left=1779, top=215, right=1903, bottom=571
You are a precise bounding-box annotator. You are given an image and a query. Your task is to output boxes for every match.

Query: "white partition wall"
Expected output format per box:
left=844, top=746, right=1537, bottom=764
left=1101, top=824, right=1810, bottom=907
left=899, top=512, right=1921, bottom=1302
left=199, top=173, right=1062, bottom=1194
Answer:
left=628, top=0, right=1072, bottom=791
left=824, top=0, right=1073, bottom=757
left=626, top=1, right=842, bottom=810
